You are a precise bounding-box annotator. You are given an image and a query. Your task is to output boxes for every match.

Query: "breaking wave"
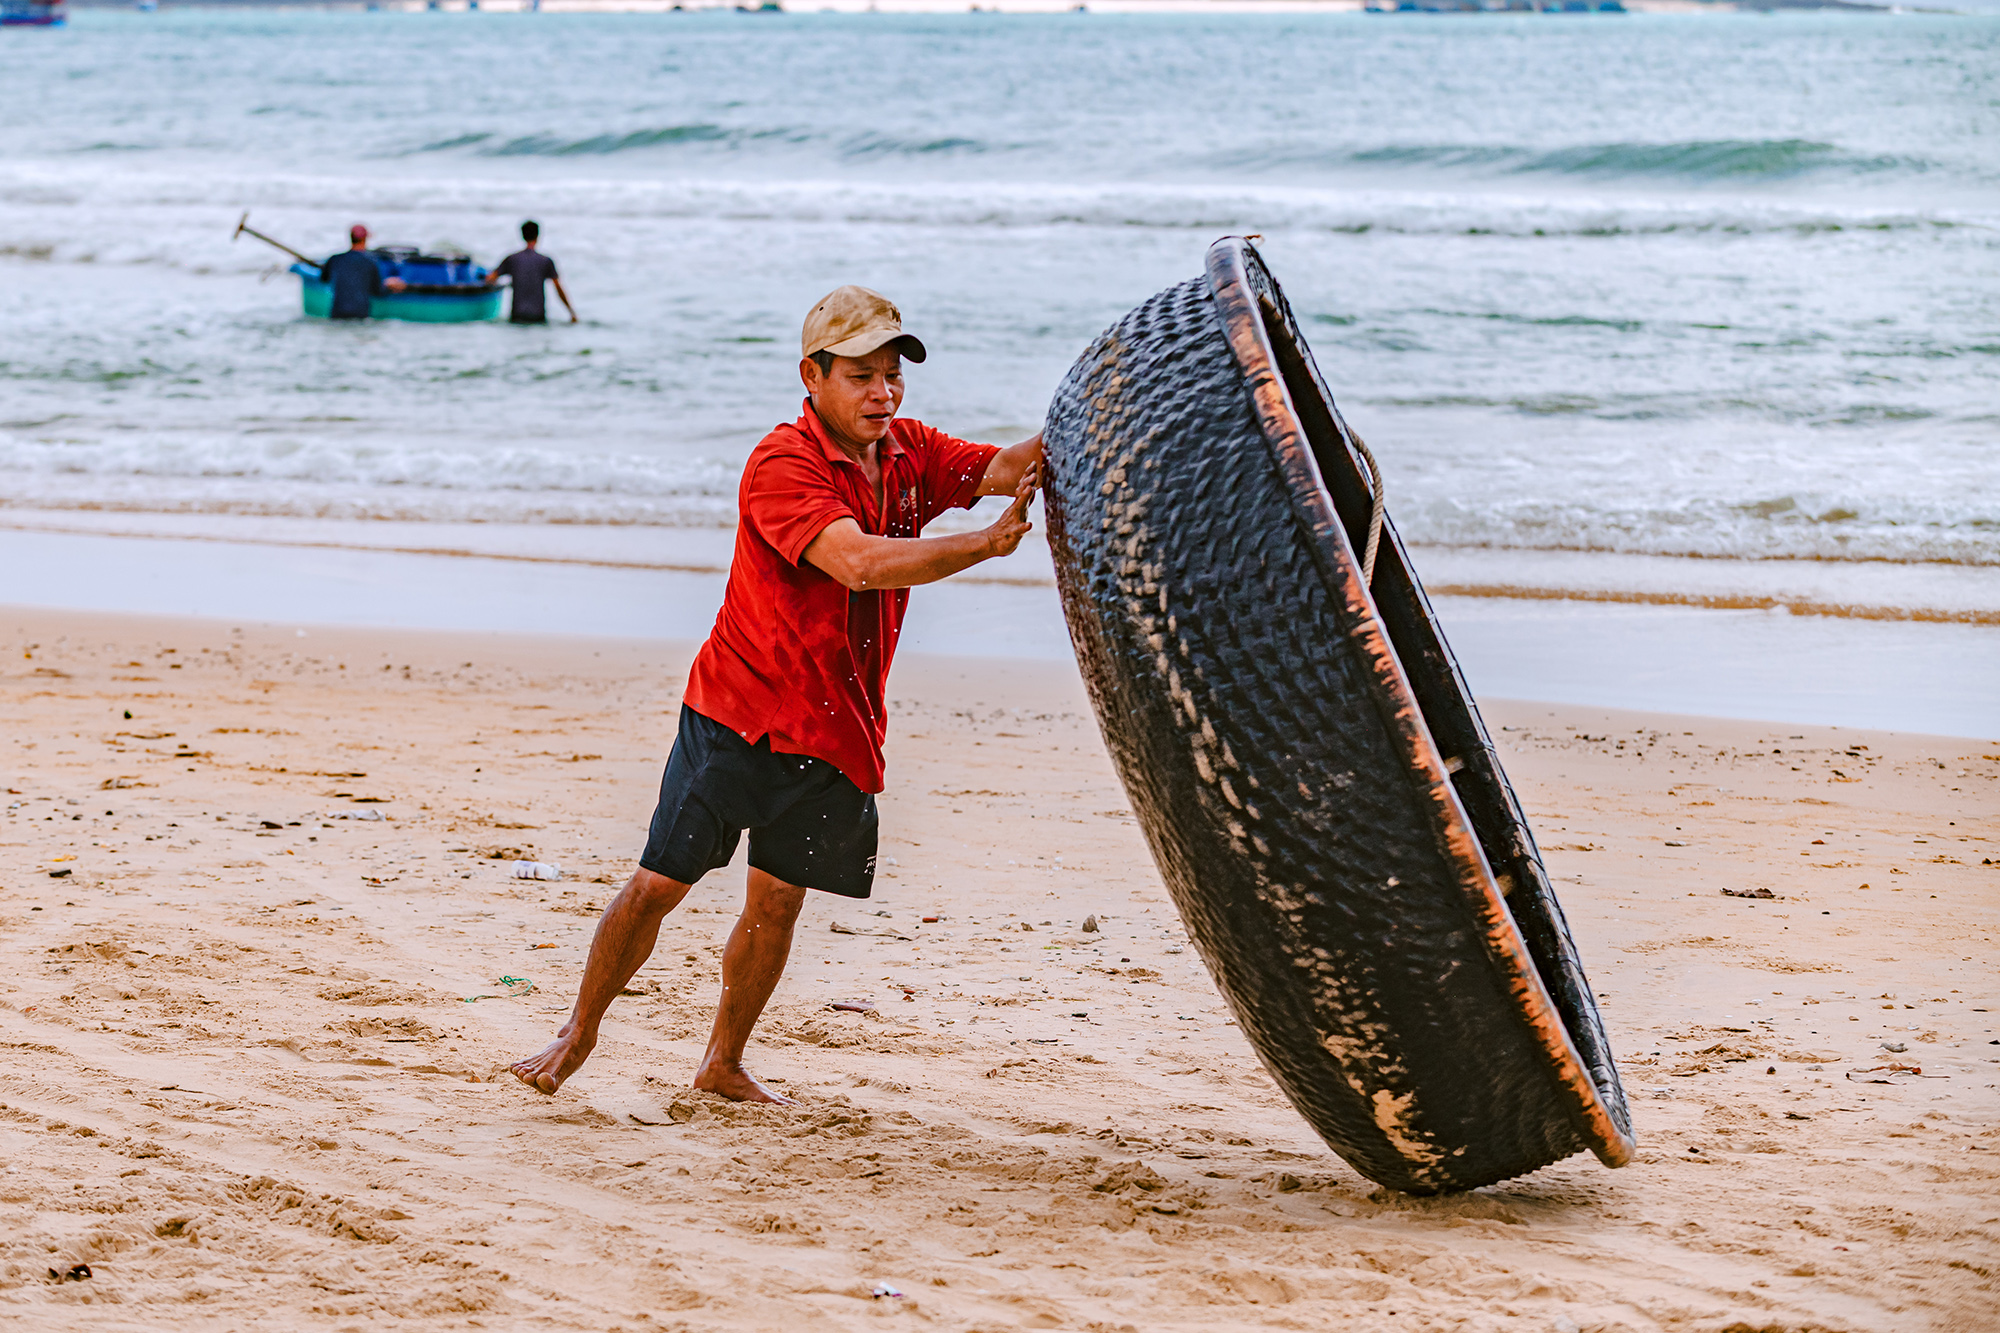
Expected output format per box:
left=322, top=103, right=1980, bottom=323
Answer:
left=414, top=124, right=1952, bottom=184
left=1, top=432, right=1993, bottom=568
left=0, top=436, right=741, bottom=528
left=4, top=163, right=1981, bottom=261
left=475, top=124, right=745, bottom=156
left=412, top=124, right=1006, bottom=160
left=1327, top=138, right=1939, bottom=182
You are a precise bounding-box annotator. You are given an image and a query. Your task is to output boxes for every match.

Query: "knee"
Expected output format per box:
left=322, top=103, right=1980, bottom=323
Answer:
left=743, top=878, right=807, bottom=927
left=626, top=868, right=690, bottom=915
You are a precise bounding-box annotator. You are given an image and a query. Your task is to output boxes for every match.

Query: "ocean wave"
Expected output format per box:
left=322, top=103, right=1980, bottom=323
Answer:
left=1360, top=391, right=1984, bottom=424
left=0, top=436, right=740, bottom=508
left=479, top=125, right=756, bottom=156
left=301, top=118, right=1972, bottom=186
left=0, top=474, right=742, bottom=530
left=837, top=132, right=1001, bottom=159
left=1, top=441, right=1991, bottom=567
left=1331, top=139, right=1937, bottom=183
left=410, top=124, right=1007, bottom=161
left=420, top=124, right=1947, bottom=182
left=1403, top=309, right=1645, bottom=334
left=5, top=163, right=1986, bottom=262
left=1417, top=582, right=2000, bottom=628
left=1394, top=494, right=1999, bottom=568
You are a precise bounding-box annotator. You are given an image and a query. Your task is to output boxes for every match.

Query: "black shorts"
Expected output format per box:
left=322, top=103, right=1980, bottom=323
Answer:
left=638, top=705, right=878, bottom=899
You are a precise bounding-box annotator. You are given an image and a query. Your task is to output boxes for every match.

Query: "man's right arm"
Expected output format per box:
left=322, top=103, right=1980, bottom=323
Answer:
left=802, top=468, right=1037, bottom=591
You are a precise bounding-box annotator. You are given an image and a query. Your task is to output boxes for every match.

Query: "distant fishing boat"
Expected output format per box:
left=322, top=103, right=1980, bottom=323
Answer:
left=234, top=214, right=502, bottom=324
left=287, top=250, right=502, bottom=323
left=1, top=0, right=67, bottom=25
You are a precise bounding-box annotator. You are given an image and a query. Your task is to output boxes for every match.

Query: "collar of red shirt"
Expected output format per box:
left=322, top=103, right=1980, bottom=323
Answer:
left=798, top=397, right=908, bottom=469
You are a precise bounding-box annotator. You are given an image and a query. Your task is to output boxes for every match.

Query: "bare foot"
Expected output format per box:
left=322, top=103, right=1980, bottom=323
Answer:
left=693, top=1059, right=796, bottom=1106
left=510, top=1025, right=594, bottom=1094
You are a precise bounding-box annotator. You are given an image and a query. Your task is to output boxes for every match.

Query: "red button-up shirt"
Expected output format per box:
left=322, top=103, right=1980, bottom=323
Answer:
left=682, top=400, right=998, bottom=793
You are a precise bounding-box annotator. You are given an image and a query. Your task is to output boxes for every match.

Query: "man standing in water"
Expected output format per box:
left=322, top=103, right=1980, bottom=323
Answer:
left=512, top=286, right=1043, bottom=1102
left=485, top=220, right=577, bottom=325
left=320, top=224, right=405, bottom=320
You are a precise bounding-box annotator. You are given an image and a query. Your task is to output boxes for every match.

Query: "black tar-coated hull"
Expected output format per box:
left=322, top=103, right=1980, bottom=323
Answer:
left=1040, top=238, right=1633, bottom=1194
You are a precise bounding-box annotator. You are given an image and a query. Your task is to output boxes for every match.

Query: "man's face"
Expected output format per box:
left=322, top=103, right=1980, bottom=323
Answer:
left=803, top=346, right=905, bottom=450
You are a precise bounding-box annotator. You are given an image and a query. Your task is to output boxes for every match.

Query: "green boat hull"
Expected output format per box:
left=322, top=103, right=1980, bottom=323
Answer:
left=299, top=278, right=502, bottom=324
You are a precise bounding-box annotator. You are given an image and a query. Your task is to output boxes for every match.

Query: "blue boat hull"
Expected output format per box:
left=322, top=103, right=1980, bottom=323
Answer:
left=298, top=279, right=503, bottom=324
left=1, top=0, right=66, bottom=22
left=293, top=263, right=501, bottom=324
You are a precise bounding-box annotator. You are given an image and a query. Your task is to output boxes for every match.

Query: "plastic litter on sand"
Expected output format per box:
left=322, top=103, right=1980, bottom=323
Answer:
left=462, top=976, right=535, bottom=1003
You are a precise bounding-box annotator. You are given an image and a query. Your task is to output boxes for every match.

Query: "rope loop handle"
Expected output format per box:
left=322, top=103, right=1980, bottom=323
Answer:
left=1346, top=427, right=1386, bottom=586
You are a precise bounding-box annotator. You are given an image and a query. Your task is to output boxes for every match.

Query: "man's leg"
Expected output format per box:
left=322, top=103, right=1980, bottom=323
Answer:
left=511, top=866, right=691, bottom=1093
left=692, top=867, right=808, bottom=1105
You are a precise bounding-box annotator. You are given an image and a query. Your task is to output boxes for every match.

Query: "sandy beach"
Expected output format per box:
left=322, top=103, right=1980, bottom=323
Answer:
left=1, top=603, right=1994, bottom=1331
left=8, top=7, right=1998, bottom=1328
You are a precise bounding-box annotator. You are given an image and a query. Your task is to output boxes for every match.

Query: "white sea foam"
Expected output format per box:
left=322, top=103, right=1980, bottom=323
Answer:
left=4, top=161, right=1988, bottom=267
left=3, top=431, right=1989, bottom=568
left=0, top=435, right=738, bottom=511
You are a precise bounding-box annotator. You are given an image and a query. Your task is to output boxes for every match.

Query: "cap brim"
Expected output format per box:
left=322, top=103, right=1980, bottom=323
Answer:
left=819, top=330, right=927, bottom=364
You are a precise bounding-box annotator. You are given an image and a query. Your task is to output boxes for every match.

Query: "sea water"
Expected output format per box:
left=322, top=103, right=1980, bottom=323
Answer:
left=2, top=10, right=1997, bottom=725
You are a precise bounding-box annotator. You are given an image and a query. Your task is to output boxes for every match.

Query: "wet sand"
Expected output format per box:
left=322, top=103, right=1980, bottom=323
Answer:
left=6, top=523, right=1999, bottom=738
left=2, top=606, right=1995, bottom=1331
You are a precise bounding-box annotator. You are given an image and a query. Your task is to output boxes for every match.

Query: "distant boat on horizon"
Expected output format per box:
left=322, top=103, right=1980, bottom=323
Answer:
left=1, top=0, right=67, bottom=25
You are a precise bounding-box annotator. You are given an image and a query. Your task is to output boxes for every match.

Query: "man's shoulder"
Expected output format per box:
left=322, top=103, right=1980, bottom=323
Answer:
left=750, top=417, right=814, bottom=455
left=887, top=418, right=948, bottom=454
left=891, top=419, right=993, bottom=471
left=743, top=419, right=831, bottom=481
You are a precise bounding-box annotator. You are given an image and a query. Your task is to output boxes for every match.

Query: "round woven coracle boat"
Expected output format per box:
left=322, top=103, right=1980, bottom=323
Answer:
left=1041, top=237, right=1635, bottom=1194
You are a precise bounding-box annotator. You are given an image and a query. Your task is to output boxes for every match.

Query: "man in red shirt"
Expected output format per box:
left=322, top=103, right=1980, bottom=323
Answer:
left=513, top=285, right=1043, bottom=1102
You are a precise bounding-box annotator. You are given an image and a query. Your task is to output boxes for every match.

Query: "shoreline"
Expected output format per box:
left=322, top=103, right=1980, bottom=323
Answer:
left=7, top=508, right=1998, bottom=623
left=8, top=522, right=1998, bottom=738
left=1, top=604, right=1994, bottom=1329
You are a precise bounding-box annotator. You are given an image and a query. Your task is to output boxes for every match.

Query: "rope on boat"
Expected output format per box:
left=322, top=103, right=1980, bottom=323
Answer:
left=1347, top=426, right=1386, bottom=586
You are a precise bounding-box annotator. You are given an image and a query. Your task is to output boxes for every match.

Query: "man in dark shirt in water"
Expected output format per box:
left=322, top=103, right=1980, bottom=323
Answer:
left=319, top=224, right=405, bottom=321
left=486, top=220, right=577, bottom=325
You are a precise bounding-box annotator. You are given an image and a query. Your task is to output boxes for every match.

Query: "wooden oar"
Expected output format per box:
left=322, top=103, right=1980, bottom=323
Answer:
left=232, top=212, right=320, bottom=270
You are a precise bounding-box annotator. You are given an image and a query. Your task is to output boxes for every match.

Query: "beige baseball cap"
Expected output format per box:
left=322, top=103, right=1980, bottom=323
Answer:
left=801, top=285, right=927, bottom=363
